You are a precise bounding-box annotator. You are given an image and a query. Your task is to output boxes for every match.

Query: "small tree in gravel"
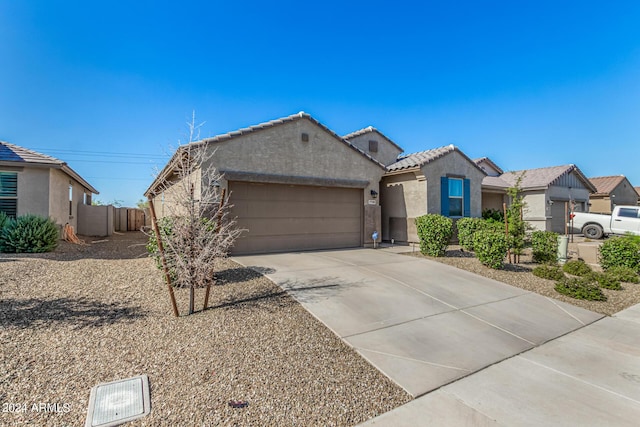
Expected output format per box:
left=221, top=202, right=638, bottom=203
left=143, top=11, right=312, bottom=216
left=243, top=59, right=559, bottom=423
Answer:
left=146, top=113, right=243, bottom=315
left=505, top=173, right=529, bottom=263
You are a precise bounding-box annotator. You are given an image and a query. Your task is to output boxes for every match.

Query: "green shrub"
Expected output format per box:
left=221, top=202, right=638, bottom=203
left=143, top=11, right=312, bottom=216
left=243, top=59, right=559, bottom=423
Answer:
left=0, top=211, right=10, bottom=230
left=555, top=277, right=607, bottom=301
left=562, top=259, right=592, bottom=276
left=605, top=266, right=639, bottom=283
left=0, top=215, right=59, bottom=253
left=532, top=265, right=565, bottom=281
left=473, top=230, right=508, bottom=269
left=415, top=214, right=453, bottom=257
left=147, top=216, right=177, bottom=279
left=482, top=208, right=504, bottom=222
left=456, top=217, right=485, bottom=251
left=599, top=235, right=640, bottom=272
left=531, top=230, right=559, bottom=263
left=584, top=272, right=622, bottom=290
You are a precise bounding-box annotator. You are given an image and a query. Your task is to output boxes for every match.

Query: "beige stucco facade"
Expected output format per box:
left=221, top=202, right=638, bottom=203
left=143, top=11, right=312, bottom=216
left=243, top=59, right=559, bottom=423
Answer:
left=148, top=115, right=386, bottom=252
left=345, top=130, right=403, bottom=167
left=381, top=149, right=485, bottom=242
left=9, top=165, right=95, bottom=230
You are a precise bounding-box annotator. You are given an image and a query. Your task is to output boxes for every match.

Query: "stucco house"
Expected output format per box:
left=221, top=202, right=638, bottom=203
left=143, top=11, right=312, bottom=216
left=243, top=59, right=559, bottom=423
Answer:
left=0, top=141, right=99, bottom=230
left=477, top=161, right=596, bottom=233
left=588, top=175, right=639, bottom=214
left=380, top=145, right=486, bottom=243
left=146, top=112, right=388, bottom=254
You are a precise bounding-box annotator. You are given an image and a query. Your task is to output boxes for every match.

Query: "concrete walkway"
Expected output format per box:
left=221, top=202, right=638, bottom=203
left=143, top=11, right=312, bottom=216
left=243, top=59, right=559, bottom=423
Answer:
left=360, top=303, right=640, bottom=426
left=234, top=249, right=603, bottom=398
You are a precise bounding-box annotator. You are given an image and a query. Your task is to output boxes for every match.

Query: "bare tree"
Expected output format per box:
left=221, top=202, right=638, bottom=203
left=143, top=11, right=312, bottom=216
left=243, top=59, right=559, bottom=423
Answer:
left=146, top=113, right=243, bottom=315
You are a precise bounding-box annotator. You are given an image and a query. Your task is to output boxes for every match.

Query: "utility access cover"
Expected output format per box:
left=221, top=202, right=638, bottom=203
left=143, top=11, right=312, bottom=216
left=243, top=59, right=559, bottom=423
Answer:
left=85, top=374, right=150, bottom=427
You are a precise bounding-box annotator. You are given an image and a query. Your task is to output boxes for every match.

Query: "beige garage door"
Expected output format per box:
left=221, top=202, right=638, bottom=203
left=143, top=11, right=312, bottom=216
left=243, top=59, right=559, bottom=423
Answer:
left=229, top=181, right=363, bottom=254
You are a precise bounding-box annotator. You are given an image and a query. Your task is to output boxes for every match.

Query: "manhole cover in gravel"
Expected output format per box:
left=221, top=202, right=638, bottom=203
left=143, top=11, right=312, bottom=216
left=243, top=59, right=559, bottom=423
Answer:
left=85, top=374, right=150, bottom=427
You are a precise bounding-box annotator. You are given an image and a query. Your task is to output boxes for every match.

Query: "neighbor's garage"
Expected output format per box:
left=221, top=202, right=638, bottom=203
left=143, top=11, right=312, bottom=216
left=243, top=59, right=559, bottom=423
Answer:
left=229, top=181, right=363, bottom=254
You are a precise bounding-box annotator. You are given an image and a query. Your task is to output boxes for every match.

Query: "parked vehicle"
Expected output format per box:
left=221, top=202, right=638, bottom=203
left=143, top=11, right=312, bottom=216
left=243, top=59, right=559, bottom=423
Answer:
left=571, top=205, right=640, bottom=239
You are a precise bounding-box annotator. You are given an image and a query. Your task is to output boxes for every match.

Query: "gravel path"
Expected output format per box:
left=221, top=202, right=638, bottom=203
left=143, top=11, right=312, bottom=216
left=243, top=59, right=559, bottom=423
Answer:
left=408, top=245, right=640, bottom=316
left=0, top=233, right=410, bottom=427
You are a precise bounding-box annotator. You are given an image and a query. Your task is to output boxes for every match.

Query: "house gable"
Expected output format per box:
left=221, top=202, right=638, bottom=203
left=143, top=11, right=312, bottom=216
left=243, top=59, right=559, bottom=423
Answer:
left=343, top=127, right=403, bottom=167
left=474, top=157, right=503, bottom=176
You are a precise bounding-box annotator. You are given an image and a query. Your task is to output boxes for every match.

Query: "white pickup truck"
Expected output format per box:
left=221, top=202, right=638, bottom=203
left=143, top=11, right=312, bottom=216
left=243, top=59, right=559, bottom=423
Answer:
left=571, top=205, right=640, bottom=239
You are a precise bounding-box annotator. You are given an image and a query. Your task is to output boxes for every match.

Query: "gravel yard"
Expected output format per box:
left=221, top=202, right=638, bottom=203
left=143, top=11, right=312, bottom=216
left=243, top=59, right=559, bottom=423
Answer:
left=0, top=233, right=410, bottom=427
left=408, top=245, right=640, bottom=316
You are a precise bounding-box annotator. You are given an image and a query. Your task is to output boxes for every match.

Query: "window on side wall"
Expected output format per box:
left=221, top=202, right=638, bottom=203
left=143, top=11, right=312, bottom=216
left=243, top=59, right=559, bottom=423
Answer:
left=448, top=178, right=463, bottom=217
left=0, top=172, right=18, bottom=218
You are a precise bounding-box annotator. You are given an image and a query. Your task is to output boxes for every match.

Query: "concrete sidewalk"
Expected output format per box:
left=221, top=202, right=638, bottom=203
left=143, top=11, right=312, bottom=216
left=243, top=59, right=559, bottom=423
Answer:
left=234, top=248, right=603, bottom=398
left=361, top=303, right=640, bottom=426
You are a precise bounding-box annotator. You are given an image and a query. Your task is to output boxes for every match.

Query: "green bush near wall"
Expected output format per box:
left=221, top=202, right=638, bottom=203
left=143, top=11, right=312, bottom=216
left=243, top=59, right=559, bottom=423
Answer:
left=457, top=217, right=505, bottom=252
left=599, top=235, right=640, bottom=272
left=0, top=214, right=59, bottom=253
left=531, top=230, right=559, bottom=264
left=473, top=230, right=508, bottom=269
left=415, top=214, right=453, bottom=257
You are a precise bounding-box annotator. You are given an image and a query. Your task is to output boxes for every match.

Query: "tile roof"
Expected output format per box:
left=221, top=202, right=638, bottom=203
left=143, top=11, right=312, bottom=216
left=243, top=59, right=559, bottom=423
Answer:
left=342, top=126, right=404, bottom=151
left=386, top=145, right=487, bottom=175
left=0, top=141, right=99, bottom=194
left=473, top=157, right=504, bottom=175
left=635, top=187, right=640, bottom=197
left=482, top=175, right=511, bottom=189
left=588, top=175, right=626, bottom=196
left=0, top=141, right=62, bottom=165
left=499, top=164, right=596, bottom=192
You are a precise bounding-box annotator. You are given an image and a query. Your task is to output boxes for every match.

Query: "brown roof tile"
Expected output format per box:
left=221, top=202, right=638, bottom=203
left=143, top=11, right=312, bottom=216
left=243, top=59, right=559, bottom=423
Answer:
left=589, top=175, right=626, bottom=196
left=500, top=164, right=596, bottom=192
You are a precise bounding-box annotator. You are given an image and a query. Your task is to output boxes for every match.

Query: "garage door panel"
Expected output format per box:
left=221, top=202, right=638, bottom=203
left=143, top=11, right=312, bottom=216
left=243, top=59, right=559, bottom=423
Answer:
left=229, top=181, right=362, bottom=254
left=233, top=232, right=362, bottom=254
left=234, top=200, right=360, bottom=219
left=550, top=201, right=568, bottom=233
left=234, top=217, right=362, bottom=236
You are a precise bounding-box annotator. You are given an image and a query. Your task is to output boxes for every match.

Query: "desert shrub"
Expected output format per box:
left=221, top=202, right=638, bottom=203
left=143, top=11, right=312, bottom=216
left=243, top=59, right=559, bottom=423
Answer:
left=605, top=266, right=639, bottom=283
left=482, top=208, right=504, bottom=222
left=147, top=216, right=175, bottom=272
left=473, top=230, right=508, bottom=269
left=562, top=259, right=592, bottom=276
left=531, top=230, right=559, bottom=263
left=0, top=214, right=59, bottom=253
left=415, top=214, right=453, bottom=257
left=456, top=217, right=485, bottom=251
left=0, top=211, right=10, bottom=230
left=584, top=272, right=622, bottom=290
left=532, top=265, right=565, bottom=281
left=599, top=235, right=640, bottom=272
left=555, top=277, right=607, bottom=301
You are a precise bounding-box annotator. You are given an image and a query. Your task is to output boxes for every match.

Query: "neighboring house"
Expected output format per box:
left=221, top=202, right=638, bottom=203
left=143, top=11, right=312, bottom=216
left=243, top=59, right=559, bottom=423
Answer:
left=146, top=112, right=387, bottom=255
left=588, top=175, right=639, bottom=214
left=0, top=141, right=99, bottom=231
left=482, top=164, right=596, bottom=233
left=381, top=145, right=486, bottom=243
left=636, top=187, right=640, bottom=206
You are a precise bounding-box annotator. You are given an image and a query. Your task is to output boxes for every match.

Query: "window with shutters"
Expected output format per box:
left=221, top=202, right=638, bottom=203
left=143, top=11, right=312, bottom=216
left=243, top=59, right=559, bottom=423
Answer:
left=448, top=178, right=463, bottom=217
left=0, top=172, right=18, bottom=218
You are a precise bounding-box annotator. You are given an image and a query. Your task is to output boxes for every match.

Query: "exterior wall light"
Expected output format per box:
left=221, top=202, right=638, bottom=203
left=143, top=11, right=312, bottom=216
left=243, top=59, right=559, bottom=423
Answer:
left=370, top=190, right=378, bottom=199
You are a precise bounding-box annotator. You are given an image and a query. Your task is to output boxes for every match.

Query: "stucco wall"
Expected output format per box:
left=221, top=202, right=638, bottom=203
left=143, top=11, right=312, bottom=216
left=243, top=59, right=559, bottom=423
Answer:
left=203, top=118, right=385, bottom=244
left=16, top=167, right=49, bottom=218
left=48, top=168, right=95, bottom=229
left=346, top=132, right=403, bottom=166
left=482, top=192, right=506, bottom=212
left=380, top=172, right=426, bottom=241
left=77, top=204, right=114, bottom=236
left=610, top=181, right=639, bottom=209
left=590, top=197, right=612, bottom=214
left=422, top=151, right=485, bottom=217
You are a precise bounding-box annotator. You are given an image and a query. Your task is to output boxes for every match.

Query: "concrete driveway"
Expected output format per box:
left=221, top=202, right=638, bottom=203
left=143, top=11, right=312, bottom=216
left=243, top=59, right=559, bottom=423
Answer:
left=234, top=248, right=603, bottom=398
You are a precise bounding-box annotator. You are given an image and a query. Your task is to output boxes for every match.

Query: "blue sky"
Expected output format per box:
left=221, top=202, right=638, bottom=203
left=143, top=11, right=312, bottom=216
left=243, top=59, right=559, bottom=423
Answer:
left=1, top=1, right=639, bottom=206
